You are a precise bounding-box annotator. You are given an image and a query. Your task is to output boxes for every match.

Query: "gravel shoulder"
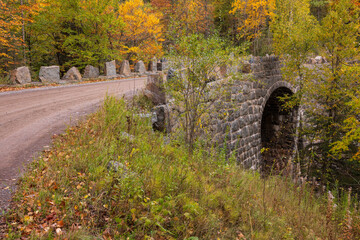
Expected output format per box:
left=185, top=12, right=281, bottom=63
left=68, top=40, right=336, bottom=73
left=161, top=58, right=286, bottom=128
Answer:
left=0, top=77, right=146, bottom=213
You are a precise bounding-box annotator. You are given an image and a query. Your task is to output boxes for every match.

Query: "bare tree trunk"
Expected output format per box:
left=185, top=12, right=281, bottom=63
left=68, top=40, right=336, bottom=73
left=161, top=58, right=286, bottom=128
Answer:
left=21, top=0, right=26, bottom=64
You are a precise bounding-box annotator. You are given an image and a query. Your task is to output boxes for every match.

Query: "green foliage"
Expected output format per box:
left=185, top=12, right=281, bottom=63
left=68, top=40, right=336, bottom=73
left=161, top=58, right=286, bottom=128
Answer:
left=330, top=66, right=360, bottom=162
left=213, top=0, right=239, bottom=43
left=303, top=0, right=360, bottom=185
left=274, top=0, right=360, bottom=188
left=166, top=33, right=239, bottom=152
left=272, top=0, right=318, bottom=73
left=28, top=0, right=123, bottom=72
left=5, top=96, right=360, bottom=239
left=310, top=0, right=329, bottom=21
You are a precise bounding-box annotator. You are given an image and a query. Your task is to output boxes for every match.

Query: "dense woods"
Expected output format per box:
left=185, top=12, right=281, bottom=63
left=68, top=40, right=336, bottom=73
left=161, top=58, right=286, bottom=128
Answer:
left=1, top=0, right=355, bottom=75
left=0, top=0, right=357, bottom=70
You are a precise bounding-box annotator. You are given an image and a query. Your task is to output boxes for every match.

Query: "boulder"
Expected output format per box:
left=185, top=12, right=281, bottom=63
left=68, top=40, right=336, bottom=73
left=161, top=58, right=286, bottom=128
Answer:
left=135, top=61, right=146, bottom=74
left=105, top=60, right=116, bottom=77
left=315, top=56, right=326, bottom=64
left=152, top=105, right=169, bottom=132
left=119, top=60, right=131, bottom=76
left=62, top=67, right=82, bottom=81
left=307, top=58, right=317, bottom=64
left=148, top=58, right=157, bottom=72
left=210, top=66, right=221, bottom=80
left=10, top=66, right=31, bottom=84
left=39, top=66, right=60, bottom=83
left=83, top=65, right=99, bottom=78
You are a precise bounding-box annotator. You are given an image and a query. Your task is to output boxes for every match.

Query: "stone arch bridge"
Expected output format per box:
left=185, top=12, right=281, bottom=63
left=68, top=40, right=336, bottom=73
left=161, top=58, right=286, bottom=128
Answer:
left=208, top=55, right=299, bottom=170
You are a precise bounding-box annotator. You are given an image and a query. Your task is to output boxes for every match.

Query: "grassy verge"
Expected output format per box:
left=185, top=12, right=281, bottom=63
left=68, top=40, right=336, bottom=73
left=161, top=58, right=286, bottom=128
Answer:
left=4, top=97, right=360, bottom=239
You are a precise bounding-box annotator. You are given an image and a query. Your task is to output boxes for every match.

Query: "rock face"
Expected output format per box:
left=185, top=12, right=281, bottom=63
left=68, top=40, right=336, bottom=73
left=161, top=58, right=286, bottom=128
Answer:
left=144, top=74, right=166, bottom=105
left=39, top=66, right=60, bottom=83
left=135, top=61, right=146, bottom=74
left=105, top=60, right=116, bottom=77
left=148, top=58, right=157, bottom=72
left=119, top=60, right=131, bottom=76
left=10, top=66, right=31, bottom=84
left=83, top=65, right=99, bottom=78
left=315, top=56, right=326, bottom=64
left=152, top=105, right=169, bottom=132
left=62, top=67, right=82, bottom=81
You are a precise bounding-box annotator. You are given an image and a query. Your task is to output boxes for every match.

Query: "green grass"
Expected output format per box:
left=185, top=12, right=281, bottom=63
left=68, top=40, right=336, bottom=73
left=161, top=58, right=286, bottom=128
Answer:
left=0, top=75, right=12, bottom=85
left=4, top=97, right=360, bottom=239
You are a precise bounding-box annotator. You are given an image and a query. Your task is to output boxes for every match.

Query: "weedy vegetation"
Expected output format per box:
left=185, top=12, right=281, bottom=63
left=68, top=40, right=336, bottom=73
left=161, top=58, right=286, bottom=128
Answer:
left=4, top=96, right=360, bottom=239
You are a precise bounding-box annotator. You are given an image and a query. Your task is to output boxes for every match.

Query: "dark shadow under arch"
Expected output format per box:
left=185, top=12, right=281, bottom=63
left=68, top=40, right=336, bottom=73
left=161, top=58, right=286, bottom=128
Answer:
left=261, top=87, right=297, bottom=174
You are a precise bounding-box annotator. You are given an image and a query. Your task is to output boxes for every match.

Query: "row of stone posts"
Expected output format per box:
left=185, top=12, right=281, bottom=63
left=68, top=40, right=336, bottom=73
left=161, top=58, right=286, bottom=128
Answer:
left=9, top=58, right=166, bottom=85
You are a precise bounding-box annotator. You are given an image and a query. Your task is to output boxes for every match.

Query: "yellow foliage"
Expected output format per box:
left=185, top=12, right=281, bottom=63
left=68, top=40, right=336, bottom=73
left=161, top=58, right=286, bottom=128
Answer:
left=230, top=0, right=275, bottom=40
left=0, top=0, right=43, bottom=73
left=118, top=0, right=164, bottom=60
left=173, top=0, right=214, bottom=35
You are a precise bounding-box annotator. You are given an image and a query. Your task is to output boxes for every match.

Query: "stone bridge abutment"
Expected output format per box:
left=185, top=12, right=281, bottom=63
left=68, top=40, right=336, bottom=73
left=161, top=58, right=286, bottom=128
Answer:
left=210, top=56, right=298, bottom=170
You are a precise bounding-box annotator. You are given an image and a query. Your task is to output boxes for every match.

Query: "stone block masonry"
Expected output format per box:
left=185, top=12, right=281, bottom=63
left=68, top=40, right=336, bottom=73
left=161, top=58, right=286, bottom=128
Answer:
left=207, top=56, right=298, bottom=169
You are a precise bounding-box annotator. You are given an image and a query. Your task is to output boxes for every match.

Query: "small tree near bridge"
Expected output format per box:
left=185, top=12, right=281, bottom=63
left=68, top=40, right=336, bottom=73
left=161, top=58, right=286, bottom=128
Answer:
left=166, top=34, right=243, bottom=153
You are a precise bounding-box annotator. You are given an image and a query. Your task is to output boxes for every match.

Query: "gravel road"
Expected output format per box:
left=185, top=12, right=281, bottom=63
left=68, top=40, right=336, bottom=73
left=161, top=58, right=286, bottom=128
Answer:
left=0, top=77, right=146, bottom=212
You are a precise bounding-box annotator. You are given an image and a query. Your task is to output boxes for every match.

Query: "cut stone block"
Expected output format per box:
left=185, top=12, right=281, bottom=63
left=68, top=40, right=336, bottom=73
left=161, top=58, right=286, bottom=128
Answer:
left=83, top=65, right=99, bottom=78
left=62, top=67, right=82, bottom=81
left=135, top=61, right=146, bottom=74
left=39, top=66, right=60, bottom=83
left=10, top=66, right=31, bottom=84
left=105, top=60, right=116, bottom=77
left=119, top=60, right=131, bottom=76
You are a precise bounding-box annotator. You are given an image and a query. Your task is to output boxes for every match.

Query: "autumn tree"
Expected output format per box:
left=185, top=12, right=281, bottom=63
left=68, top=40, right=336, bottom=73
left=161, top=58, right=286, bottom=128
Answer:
left=304, top=0, right=360, bottom=185
left=213, top=0, right=241, bottom=44
left=271, top=0, right=360, bottom=188
left=271, top=0, right=318, bottom=160
left=117, top=0, right=164, bottom=61
left=274, top=0, right=360, bottom=186
left=28, top=0, right=123, bottom=71
left=164, top=0, right=214, bottom=44
left=230, top=0, right=275, bottom=53
left=309, top=0, right=329, bottom=21
left=166, top=34, right=236, bottom=153
left=0, top=0, right=41, bottom=76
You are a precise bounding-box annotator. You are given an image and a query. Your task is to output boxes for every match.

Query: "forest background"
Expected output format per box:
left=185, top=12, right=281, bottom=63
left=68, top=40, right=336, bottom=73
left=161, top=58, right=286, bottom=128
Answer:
left=2, top=0, right=355, bottom=76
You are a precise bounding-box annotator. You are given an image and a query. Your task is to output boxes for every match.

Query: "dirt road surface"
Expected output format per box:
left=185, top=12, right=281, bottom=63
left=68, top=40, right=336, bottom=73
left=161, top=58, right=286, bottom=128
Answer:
left=0, top=78, right=146, bottom=213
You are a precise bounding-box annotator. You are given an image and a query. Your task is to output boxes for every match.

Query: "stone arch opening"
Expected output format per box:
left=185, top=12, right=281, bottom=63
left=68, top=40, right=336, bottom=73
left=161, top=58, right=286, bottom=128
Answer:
left=261, top=87, right=297, bottom=174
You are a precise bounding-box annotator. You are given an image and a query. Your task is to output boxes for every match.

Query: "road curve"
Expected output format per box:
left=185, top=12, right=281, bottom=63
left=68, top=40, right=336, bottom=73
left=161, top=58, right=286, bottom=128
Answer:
left=0, top=77, right=146, bottom=212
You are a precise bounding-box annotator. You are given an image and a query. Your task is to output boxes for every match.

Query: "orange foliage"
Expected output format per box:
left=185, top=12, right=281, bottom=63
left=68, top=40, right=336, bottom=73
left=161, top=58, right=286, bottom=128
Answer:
left=0, top=0, right=23, bottom=60
left=171, top=0, right=214, bottom=36
left=0, top=0, right=42, bottom=74
left=230, top=0, right=275, bottom=40
left=151, top=0, right=172, bottom=10
left=117, top=0, right=164, bottom=60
